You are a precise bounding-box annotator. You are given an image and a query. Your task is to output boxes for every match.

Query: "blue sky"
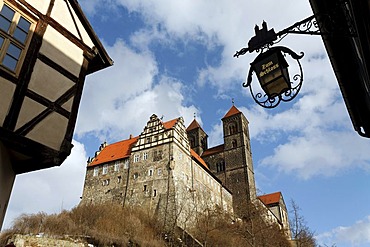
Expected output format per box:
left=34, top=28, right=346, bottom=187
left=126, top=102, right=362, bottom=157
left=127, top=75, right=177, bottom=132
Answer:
left=4, top=0, right=370, bottom=246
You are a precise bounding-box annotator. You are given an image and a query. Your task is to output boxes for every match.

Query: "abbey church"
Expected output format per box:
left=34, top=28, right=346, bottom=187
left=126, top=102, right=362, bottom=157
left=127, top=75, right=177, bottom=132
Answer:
left=81, top=105, right=291, bottom=238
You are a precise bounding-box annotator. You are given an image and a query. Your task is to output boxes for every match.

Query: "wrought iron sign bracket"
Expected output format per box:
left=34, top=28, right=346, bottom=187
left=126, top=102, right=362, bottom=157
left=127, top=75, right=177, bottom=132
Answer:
left=234, top=8, right=357, bottom=58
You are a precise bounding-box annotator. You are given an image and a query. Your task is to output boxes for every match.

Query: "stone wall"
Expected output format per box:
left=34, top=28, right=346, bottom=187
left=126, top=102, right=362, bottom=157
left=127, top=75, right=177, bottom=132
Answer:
left=8, top=234, right=88, bottom=247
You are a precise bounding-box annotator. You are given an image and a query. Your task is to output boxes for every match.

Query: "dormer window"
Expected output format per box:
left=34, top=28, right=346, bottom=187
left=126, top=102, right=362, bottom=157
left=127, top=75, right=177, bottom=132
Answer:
left=0, top=3, right=34, bottom=74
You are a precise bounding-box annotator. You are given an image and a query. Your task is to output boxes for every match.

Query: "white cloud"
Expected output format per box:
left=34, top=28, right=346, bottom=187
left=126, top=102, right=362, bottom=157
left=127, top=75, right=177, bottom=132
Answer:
left=3, top=140, right=87, bottom=229
left=76, top=39, right=200, bottom=142
left=80, top=0, right=317, bottom=94
left=316, top=216, right=370, bottom=247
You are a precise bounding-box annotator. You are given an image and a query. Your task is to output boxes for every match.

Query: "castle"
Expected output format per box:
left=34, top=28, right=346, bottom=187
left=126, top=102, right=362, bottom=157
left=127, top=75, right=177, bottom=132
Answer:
left=81, top=105, right=291, bottom=238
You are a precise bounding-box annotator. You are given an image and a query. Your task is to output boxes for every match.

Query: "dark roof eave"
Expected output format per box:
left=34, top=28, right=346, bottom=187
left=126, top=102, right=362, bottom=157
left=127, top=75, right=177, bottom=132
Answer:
left=309, top=0, right=370, bottom=137
left=68, top=0, right=113, bottom=74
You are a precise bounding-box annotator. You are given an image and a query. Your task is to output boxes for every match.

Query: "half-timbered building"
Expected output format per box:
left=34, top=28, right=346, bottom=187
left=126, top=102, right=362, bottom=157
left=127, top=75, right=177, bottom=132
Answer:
left=0, top=0, right=112, bottom=229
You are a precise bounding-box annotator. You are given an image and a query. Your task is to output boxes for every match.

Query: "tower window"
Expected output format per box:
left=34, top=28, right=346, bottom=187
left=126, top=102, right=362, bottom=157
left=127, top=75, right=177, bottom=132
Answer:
left=189, top=137, right=195, bottom=147
left=229, top=122, right=237, bottom=135
left=232, top=139, right=237, bottom=148
left=216, top=159, right=225, bottom=172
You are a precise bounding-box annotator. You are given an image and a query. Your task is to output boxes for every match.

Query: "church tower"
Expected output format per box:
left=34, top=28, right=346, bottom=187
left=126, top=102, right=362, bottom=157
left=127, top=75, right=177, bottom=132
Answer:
left=186, top=117, right=208, bottom=156
left=200, top=104, right=256, bottom=216
left=222, top=105, right=256, bottom=212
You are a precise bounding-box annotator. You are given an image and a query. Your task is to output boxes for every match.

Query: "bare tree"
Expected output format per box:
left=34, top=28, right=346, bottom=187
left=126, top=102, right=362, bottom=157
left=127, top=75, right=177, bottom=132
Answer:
left=290, top=200, right=316, bottom=247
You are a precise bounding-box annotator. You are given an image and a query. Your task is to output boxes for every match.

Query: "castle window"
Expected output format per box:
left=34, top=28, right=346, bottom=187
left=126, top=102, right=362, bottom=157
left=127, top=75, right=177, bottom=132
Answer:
left=0, top=3, right=34, bottom=74
left=124, top=160, right=129, bottom=169
left=146, top=137, right=151, bottom=143
left=102, top=164, right=108, bottom=175
left=153, top=189, right=157, bottom=197
left=158, top=168, right=162, bottom=176
left=148, top=169, right=153, bottom=176
left=133, top=172, right=138, bottom=179
left=143, top=152, right=148, bottom=160
left=143, top=184, right=147, bottom=192
left=153, top=150, right=163, bottom=161
left=134, top=154, right=140, bottom=162
left=102, top=179, right=110, bottom=186
left=117, top=176, right=121, bottom=183
left=232, top=139, right=237, bottom=148
left=114, top=161, right=120, bottom=172
left=93, top=167, right=99, bottom=176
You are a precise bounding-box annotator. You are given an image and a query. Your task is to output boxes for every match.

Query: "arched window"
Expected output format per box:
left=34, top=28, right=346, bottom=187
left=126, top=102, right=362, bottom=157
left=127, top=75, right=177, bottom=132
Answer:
left=201, top=137, right=207, bottom=150
left=189, top=137, right=195, bottom=147
left=229, top=122, right=237, bottom=135
left=216, top=159, right=225, bottom=172
left=232, top=139, right=237, bottom=148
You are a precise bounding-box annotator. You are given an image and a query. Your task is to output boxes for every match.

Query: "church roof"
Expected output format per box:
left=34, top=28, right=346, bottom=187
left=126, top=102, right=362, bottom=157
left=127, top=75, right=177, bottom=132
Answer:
left=191, top=149, right=209, bottom=169
left=258, top=192, right=282, bottom=206
left=88, top=136, right=139, bottom=167
left=186, top=119, right=202, bottom=131
left=202, top=144, right=224, bottom=157
left=222, top=105, right=241, bottom=119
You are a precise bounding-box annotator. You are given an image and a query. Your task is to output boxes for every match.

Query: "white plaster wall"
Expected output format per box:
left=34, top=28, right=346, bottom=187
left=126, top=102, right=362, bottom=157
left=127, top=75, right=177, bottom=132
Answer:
left=28, top=60, right=75, bottom=102
left=0, top=78, right=16, bottom=126
left=0, top=142, right=15, bottom=230
left=26, top=112, right=68, bottom=151
left=23, top=0, right=50, bottom=15
left=15, top=97, right=46, bottom=131
left=41, top=26, right=83, bottom=77
left=50, top=0, right=94, bottom=48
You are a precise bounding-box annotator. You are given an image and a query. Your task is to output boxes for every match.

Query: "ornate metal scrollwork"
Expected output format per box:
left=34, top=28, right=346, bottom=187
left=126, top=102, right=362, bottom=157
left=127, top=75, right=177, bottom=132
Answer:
left=242, top=46, right=304, bottom=109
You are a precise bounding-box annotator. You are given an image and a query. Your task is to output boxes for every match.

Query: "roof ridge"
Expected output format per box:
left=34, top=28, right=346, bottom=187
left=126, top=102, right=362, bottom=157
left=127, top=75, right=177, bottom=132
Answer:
left=222, top=105, right=241, bottom=119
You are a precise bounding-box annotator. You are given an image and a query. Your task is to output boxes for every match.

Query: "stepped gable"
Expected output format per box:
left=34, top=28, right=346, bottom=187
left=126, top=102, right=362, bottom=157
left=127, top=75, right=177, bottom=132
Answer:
left=258, top=192, right=282, bottom=206
left=222, top=105, right=241, bottom=119
left=88, top=136, right=139, bottom=167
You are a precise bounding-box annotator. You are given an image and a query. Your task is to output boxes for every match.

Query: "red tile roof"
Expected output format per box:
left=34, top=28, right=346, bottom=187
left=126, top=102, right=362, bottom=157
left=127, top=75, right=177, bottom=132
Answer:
left=163, top=118, right=178, bottom=129
left=88, top=136, right=139, bottom=167
left=222, top=105, right=241, bottom=119
left=258, top=192, right=282, bottom=206
left=191, top=149, right=208, bottom=169
left=186, top=119, right=201, bottom=131
left=202, top=144, right=224, bottom=157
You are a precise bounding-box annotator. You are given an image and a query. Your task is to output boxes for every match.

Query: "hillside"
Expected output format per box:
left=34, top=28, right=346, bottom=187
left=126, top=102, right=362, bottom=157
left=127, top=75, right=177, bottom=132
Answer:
left=0, top=203, right=294, bottom=247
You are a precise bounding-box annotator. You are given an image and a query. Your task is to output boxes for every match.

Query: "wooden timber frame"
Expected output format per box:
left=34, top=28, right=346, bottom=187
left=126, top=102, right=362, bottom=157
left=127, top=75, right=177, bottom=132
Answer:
left=0, top=0, right=113, bottom=174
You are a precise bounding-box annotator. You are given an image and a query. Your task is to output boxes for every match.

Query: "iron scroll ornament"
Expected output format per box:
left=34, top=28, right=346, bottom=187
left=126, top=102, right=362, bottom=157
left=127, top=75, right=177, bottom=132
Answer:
left=243, top=46, right=304, bottom=108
